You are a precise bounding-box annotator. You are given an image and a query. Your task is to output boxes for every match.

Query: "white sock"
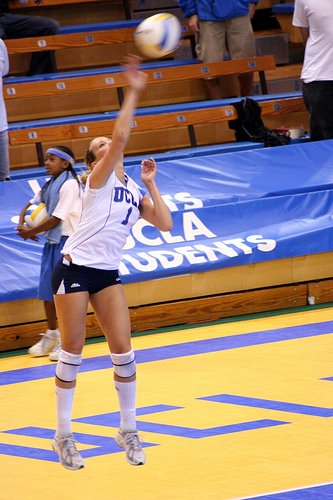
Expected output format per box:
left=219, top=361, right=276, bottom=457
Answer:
left=55, top=385, right=75, bottom=437
left=114, top=380, right=137, bottom=431
left=46, top=328, right=60, bottom=339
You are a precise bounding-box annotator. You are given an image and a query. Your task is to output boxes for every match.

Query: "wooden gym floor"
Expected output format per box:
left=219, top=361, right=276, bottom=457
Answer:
left=1, top=305, right=333, bottom=499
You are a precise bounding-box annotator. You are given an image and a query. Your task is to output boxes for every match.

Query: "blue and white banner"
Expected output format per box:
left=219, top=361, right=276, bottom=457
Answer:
left=2, top=140, right=333, bottom=302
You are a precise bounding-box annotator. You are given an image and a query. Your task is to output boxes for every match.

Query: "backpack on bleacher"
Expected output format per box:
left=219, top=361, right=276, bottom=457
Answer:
left=229, top=97, right=290, bottom=147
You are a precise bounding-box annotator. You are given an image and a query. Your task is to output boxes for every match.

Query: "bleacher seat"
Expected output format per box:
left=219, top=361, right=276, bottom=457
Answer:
left=272, top=3, right=295, bottom=15
left=8, top=91, right=306, bottom=167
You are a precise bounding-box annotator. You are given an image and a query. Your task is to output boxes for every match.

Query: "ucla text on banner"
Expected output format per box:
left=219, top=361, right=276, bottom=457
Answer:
left=1, top=140, right=333, bottom=302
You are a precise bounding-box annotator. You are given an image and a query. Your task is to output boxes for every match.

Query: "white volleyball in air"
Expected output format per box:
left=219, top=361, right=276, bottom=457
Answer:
left=134, top=13, right=182, bottom=59
left=24, top=203, right=48, bottom=229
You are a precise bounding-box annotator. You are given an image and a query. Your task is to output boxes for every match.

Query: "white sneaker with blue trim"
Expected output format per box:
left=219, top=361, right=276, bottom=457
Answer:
left=115, top=429, right=146, bottom=465
left=52, top=434, right=84, bottom=470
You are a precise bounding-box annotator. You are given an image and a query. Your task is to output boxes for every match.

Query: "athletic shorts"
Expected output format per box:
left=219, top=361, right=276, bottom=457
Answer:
left=196, top=15, right=256, bottom=63
left=38, top=236, right=68, bottom=302
left=51, top=257, right=121, bottom=295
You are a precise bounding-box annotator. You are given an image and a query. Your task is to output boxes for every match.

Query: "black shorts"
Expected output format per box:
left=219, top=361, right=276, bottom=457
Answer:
left=52, top=257, right=121, bottom=295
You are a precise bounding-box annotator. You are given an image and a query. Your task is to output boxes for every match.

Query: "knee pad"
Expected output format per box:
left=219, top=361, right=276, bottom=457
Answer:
left=56, top=349, right=82, bottom=384
left=111, top=349, right=136, bottom=378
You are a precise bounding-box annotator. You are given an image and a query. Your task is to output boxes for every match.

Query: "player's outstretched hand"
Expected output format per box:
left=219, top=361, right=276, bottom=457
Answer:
left=141, top=157, right=157, bottom=184
left=123, top=54, right=147, bottom=93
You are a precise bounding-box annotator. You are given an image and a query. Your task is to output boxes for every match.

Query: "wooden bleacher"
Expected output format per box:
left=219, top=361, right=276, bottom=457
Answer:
left=4, top=56, right=275, bottom=119
left=10, top=0, right=132, bottom=22
left=8, top=91, right=306, bottom=168
left=4, top=2, right=291, bottom=76
left=7, top=54, right=297, bottom=170
left=5, top=19, right=194, bottom=75
left=10, top=0, right=126, bottom=8
left=3, top=2, right=308, bottom=171
left=252, top=63, right=302, bottom=101
left=4, top=56, right=275, bottom=101
left=6, top=2, right=139, bottom=74
left=4, top=21, right=142, bottom=56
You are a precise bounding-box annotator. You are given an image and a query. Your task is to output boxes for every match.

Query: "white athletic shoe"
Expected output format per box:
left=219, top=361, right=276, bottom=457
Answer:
left=28, top=329, right=60, bottom=357
left=115, top=429, right=146, bottom=466
left=49, top=341, right=61, bottom=362
left=52, top=434, right=85, bottom=471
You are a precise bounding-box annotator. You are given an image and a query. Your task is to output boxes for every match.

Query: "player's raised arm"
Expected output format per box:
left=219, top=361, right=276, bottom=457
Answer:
left=89, top=56, right=147, bottom=189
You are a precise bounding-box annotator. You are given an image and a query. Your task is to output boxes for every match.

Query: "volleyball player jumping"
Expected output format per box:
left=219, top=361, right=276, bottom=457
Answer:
left=51, top=55, right=173, bottom=470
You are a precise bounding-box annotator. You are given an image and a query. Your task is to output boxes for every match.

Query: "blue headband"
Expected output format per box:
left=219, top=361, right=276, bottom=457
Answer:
left=46, top=148, right=75, bottom=165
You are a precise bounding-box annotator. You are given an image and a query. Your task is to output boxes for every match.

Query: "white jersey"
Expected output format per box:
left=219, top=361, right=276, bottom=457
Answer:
left=31, top=178, right=83, bottom=237
left=62, top=171, right=145, bottom=270
left=0, top=39, right=9, bottom=133
left=293, top=0, right=333, bottom=83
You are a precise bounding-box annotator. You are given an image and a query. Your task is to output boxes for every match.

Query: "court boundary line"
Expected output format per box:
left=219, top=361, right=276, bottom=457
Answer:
left=237, top=481, right=333, bottom=500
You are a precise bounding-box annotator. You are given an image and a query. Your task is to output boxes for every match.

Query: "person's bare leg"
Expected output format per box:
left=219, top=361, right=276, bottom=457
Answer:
left=90, top=285, right=131, bottom=353
left=44, top=300, right=57, bottom=330
left=54, top=292, right=89, bottom=359
left=52, top=292, right=89, bottom=470
left=90, top=285, right=146, bottom=465
left=204, top=77, right=222, bottom=100
left=239, top=72, right=254, bottom=96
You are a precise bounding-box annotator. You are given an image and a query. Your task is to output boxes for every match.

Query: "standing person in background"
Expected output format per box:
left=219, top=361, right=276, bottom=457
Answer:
left=0, top=0, right=59, bottom=75
left=293, top=0, right=333, bottom=141
left=0, top=38, right=10, bottom=181
left=178, top=0, right=258, bottom=99
left=50, top=56, right=173, bottom=471
left=17, top=146, right=83, bottom=362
